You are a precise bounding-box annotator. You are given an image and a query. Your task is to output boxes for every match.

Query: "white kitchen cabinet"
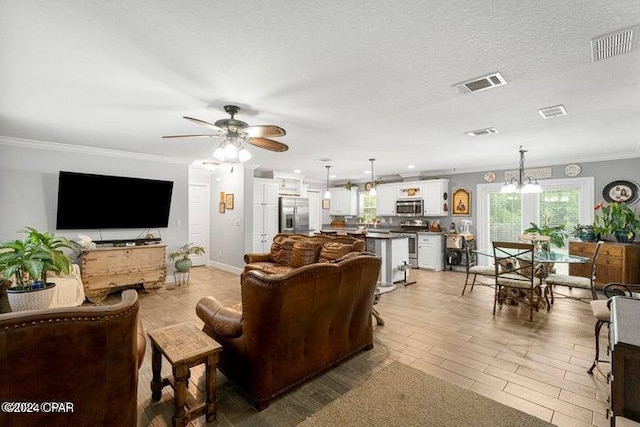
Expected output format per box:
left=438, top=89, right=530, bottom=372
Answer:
left=375, top=183, right=399, bottom=216
left=396, top=181, right=423, bottom=199
left=418, top=233, right=444, bottom=270
left=253, top=179, right=279, bottom=252
left=422, top=179, right=449, bottom=216
left=329, top=187, right=358, bottom=216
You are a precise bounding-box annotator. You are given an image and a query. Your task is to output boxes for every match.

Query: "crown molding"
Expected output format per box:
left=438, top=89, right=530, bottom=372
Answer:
left=0, top=136, right=192, bottom=165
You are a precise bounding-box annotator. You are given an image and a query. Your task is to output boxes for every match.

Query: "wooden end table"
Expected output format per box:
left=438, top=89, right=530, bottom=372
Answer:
left=148, top=322, right=222, bottom=427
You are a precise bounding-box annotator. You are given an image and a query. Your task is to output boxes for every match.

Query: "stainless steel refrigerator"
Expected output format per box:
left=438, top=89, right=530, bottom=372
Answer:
left=279, top=196, right=310, bottom=234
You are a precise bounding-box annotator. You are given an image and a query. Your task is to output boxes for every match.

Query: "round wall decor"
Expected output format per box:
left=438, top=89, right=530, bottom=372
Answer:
left=484, top=172, right=496, bottom=183
left=602, top=180, right=640, bottom=205
left=564, top=163, right=582, bottom=177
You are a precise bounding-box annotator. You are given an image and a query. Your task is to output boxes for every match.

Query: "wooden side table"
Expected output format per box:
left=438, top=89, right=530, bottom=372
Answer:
left=148, top=322, right=222, bottom=427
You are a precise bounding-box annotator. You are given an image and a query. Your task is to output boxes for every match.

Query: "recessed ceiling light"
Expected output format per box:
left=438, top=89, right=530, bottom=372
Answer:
left=293, top=169, right=302, bottom=174
left=407, top=165, right=415, bottom=169
left=330, top=174, right=336, bottom=178
left=365, top=170, right=372, bottom=174
left=465, top=127, right=498, bottom=136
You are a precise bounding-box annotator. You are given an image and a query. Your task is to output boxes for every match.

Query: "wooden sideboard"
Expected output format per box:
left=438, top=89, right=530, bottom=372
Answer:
left=568, top=241, right=640, bottom=286
left=80, top=244, right=166, bottom=302
left=609, top=296, right=640, bottom=425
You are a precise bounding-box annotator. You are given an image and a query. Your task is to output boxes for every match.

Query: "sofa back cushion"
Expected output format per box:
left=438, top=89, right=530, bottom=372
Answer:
left=271, top=238, right=296, bottom=266
left=291, top=240, right=323, bottom=267
left=319, top=242, right=354, bottom=263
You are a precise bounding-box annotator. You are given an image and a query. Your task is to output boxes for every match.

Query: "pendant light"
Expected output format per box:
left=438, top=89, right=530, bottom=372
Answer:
left=500, top=146, right=542, bottom=194
left=324, top=165, right=331, bottom=199
left=369, top=158, right=377, bottom=196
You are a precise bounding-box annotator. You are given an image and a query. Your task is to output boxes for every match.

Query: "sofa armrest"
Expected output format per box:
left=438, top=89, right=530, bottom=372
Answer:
left=196, top=296, right=243, bottom=338
left=244, top=253, right=273, bottom=263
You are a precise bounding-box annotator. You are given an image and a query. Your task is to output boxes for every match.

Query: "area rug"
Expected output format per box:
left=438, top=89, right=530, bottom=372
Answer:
left=298, top=361, right=553, bottom=427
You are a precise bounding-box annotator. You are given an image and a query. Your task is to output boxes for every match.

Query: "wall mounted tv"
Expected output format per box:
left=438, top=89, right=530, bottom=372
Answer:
left=56, top=171, right=174, bottom=230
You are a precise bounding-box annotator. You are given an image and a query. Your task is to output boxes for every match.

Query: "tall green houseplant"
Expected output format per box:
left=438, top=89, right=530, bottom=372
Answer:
left=592, top=202, right=640, bottom=243
left=523, top=214, right=568, bottom=251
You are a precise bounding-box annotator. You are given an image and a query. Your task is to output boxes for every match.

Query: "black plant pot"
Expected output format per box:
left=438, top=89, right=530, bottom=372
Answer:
left=613, top=230, right=636, bottom=244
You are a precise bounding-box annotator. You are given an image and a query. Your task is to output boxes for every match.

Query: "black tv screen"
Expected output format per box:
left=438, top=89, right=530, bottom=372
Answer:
left=56, top=171, right=174, bottom=230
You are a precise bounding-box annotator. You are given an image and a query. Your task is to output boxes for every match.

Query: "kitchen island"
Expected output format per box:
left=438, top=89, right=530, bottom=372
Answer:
left=365, top=232, right=410, bottom=287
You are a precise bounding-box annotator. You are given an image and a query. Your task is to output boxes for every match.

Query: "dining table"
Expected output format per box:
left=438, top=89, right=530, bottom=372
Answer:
left=475, top=247, right=591, bottom=308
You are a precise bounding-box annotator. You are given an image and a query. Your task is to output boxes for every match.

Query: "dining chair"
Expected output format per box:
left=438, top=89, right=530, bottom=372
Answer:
left=492, top=241, right=543, bottom=322
left=587, top=283, right=639, bottom=377
left=543, top=241, right=603, bottom=302
left=461, top=243, right=495, bottom=295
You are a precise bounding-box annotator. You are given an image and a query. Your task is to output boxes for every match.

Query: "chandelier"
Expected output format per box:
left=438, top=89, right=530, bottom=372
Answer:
left=212, top=135, right=252, bottom=162
left=324, top=165, right=331, bottom=199
left=500, top=146, right=542, bottom=194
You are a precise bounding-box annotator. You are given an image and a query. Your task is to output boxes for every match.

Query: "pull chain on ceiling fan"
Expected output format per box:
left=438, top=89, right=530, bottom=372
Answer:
left=163, top=105, right=288, bottom=162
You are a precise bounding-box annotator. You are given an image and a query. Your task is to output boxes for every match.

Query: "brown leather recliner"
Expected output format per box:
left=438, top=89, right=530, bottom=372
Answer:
left=196, top=254, right=381, bottom=410
left=0, top=289, right=146, bottom=427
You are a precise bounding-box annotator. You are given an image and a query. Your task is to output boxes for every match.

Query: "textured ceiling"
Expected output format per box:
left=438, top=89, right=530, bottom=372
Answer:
left=1, top=1, right=639, bottom=182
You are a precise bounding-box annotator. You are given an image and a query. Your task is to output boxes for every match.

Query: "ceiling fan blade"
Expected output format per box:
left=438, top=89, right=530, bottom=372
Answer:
left=248, top=137, right=289, bottom=152
left=183, top=116, right=224, bottom=131
left=244, top=125, right=286, bottom=138
left=162, top=134, right=217, bottom=139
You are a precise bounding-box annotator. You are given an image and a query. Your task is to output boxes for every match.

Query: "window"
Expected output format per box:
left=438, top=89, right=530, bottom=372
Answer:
left=359, top=192, right=377, bottom=221
left=477, top=177, right=595, bottom=267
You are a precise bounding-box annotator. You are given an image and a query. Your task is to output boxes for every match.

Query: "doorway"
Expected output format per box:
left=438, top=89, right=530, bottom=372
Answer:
left=188, top=183, right=210, bottom=266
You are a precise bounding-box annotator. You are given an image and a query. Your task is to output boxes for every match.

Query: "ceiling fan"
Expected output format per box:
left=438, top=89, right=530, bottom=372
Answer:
left=163, top=105, right=288, bottom=162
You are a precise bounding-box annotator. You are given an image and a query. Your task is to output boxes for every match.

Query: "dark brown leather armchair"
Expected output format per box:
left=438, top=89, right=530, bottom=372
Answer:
left=196, top=254, right=381, bottom=410
left=0, top=289, right=145, bottom=427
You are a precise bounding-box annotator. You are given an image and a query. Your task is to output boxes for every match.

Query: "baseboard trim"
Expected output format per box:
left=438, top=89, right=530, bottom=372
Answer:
left=208, top=261, right=242, bottom=275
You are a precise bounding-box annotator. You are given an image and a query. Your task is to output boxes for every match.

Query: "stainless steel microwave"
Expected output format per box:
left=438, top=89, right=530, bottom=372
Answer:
left=396, top=199, right=424, bottom=217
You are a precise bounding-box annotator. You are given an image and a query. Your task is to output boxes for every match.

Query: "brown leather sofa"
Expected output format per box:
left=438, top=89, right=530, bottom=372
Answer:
left=0, top=289, right=146, bottom=427
left=196, top=253, right=381, bottom=410
left=243, top=233, right=366, bottom=276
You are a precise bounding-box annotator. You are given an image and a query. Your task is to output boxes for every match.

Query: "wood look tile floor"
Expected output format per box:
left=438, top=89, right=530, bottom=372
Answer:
left=133, top=266, right=610, bottom=427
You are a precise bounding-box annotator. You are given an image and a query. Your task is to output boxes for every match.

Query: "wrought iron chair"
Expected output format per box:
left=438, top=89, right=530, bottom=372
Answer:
left=587, top=283, right=640, bottom=377
left=543, top=241, right=603, bottom=302
left=492, top=241, right=544, bottom=322
left=461, top=242, right=495, bottom=296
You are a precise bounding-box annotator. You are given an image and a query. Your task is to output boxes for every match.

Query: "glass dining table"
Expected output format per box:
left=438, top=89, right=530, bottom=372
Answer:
left=475, top=247, right=591, bottom=308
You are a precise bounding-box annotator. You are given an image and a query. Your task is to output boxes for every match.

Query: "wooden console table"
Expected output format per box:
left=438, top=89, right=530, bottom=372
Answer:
left=149, top=322, right=222, bottom=427
left=80, top=244, right=166, bottom=302
left=568, top=241, right=640, bottom=286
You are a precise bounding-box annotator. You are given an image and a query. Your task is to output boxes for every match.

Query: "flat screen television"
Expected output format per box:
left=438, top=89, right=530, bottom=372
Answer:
left=56, top=171, right=174, bottom=230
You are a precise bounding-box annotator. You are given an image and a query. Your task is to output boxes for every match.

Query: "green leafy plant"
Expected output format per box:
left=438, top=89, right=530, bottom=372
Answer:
left=523, top=214, right=568, bottom=250
left=0, top=227, right=77, bottom=289
left=343, top=181, right=357, bottom=190
left=167, top=243, right=205, bottom=261
left=592, top=202, right=640, bottom=240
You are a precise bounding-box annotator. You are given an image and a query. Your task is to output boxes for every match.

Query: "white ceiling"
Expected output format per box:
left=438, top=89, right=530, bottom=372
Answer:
left=2, top=1, right=640, bottom=182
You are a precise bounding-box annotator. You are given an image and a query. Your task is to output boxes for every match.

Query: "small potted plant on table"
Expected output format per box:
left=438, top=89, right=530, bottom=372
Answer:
left=592, top=202, right=640, bottom=243
left=0, top=227, right=77, bottom=311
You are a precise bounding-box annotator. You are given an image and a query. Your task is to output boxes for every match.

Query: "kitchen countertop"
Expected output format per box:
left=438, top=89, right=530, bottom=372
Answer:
left=365, top=233, right=408, bottom=239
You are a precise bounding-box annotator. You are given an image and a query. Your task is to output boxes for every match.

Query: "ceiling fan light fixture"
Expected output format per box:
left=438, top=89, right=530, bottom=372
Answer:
left=238, top=148, right=252, bottom=162
left=213, top=147, right=226, bottom=161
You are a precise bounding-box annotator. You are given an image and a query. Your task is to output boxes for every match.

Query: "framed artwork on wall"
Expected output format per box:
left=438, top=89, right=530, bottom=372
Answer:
left=322, top=199, right=330, bottom=210
left=219, top=202, right=226, bottom=213
left=219, top=191, right=225, bottom=202
left=602, top=180, right=639, bottom=205
left=452, top=188, right=471, bottom=216
left=225, top=193, right=234, bottom=210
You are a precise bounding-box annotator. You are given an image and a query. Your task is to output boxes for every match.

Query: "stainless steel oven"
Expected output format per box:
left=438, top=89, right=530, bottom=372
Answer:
left=395, top=199, right=423, bottom=217
left=389, top=231, right=418, bottom=268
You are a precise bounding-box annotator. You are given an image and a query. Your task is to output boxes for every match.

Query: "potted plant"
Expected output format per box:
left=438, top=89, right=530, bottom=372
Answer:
left=523, top=214, right=568, bottom=251
left=592, top=202, right=640, bottom=243
left=572, top=224, right=596, bottom=242
left=168, top=243, right=206, bottom=273
left=0, top=227, right=77, bottom=311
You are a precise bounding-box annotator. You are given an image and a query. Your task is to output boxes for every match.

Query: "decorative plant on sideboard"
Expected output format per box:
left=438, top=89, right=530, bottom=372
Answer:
left=167, top=243, right=206, bottom=273
left=592, top=202, right=640, bottom=243
left=0, top=227, right=78, bottom=311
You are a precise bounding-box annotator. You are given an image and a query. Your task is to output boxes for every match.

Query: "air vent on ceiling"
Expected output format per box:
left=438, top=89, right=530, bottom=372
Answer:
left=538, top=104, right=567, bottom=119
left=465, top=127, right=498, bottom=137
left=591, top=25, right=639, bottom=62
left=454, top=72, right=507, bottom=94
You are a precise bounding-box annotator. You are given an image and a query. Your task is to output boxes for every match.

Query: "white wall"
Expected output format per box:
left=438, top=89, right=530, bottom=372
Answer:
left=0, top=138, right=190, bottom=254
